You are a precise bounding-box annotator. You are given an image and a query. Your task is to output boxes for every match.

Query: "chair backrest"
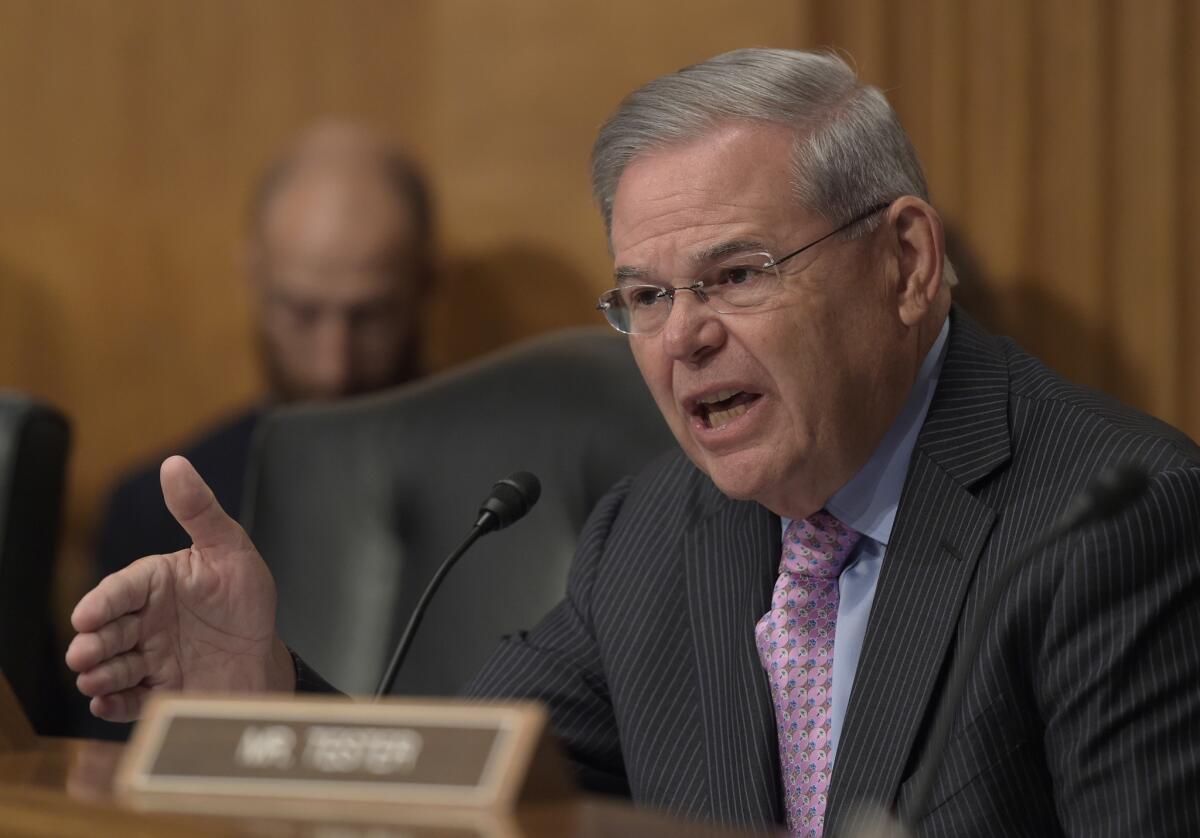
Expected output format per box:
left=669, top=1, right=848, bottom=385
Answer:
left=0, top=393, right=70, bottom=734
left=243, top=328, right=676, bottom=696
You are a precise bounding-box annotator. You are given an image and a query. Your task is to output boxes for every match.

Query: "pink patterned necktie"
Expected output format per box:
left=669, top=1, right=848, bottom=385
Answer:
left=755, top=510, right=862, bottom=837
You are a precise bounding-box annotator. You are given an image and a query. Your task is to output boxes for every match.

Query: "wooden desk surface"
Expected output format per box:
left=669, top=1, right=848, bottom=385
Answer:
left=0, top=738, right=777, bottom=837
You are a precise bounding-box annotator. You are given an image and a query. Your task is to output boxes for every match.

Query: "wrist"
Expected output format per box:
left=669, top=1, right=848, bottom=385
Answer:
left=268, top=634, right=298, bottom=693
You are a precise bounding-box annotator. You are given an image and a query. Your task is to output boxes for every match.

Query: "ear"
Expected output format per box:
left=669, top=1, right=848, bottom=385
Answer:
left=886, top=197, right=945, bottom=327
left=408, top=248, right=439, bottom=304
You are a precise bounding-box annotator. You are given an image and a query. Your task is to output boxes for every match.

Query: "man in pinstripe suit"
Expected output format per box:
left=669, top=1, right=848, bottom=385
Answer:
left=68, top=49, right=1200, bottom=836
left=464, top=50, right=1200, bottom=835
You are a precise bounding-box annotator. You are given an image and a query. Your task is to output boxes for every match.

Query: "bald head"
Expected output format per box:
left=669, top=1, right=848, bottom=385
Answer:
left=247, top=121, right=433, bottom=403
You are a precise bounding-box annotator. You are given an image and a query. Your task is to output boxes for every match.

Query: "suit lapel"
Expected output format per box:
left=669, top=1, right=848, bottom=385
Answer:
left=825, top=308, right=1011, bottom=831
left=684, top=484, right=784, bottom=825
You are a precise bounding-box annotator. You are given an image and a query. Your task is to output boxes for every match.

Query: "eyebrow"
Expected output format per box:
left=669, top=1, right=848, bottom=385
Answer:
left=695, top=238, right=770, bottom=264
left=613, top=238, right=771, bottom=284
left=614, top=265, right=650, bottom=283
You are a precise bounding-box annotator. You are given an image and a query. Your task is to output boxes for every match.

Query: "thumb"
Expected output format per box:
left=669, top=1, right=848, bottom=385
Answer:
left=160, top=455, right=247, bottom=552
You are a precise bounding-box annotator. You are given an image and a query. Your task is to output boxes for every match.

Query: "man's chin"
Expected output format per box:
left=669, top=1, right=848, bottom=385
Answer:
left=691, top=451, right=773, bottom=503
left=690, top=448, right=818, bottom=517
left=708, top=472, right=767, bottom=503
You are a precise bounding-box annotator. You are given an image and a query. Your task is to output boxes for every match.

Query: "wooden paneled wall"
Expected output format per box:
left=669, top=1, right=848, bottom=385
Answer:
left=0, top=0, right=802, bottom=621
left=801, top=0, right=1199, bottom=433
left=0, top=1, right=1195, bottom=628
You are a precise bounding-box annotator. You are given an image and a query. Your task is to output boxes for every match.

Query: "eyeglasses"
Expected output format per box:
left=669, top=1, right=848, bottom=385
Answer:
left=596, top=202, right=890, bottom=336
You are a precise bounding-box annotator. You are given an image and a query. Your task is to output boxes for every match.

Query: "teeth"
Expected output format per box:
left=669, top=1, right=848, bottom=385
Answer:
left=699, top=388, right=740, bottom=405
left=707, top=402, right=750, bottom=429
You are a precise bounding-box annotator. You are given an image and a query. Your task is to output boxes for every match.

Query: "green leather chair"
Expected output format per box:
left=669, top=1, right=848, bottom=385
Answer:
left=243, top=328, right=675, bottom=696
left=0, top=393, right=70, bottom=734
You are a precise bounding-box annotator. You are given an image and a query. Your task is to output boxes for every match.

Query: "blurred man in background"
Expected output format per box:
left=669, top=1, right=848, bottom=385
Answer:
left=95, top=120, right=434, bottom=581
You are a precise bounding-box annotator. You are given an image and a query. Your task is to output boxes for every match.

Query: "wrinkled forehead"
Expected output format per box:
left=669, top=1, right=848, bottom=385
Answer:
left=608, top=124, right=816, bottom=279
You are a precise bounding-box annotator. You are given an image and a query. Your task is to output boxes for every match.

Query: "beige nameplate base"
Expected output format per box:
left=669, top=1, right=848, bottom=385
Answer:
left=116, top=693, right=571, bottom=825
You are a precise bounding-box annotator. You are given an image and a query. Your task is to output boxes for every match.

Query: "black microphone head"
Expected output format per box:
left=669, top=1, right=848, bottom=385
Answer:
left=476, top=471, right=541, bottom=533
left=1061, top=463, right=1151, bottom=529
left=1085, top=463, right=1150, bottom=519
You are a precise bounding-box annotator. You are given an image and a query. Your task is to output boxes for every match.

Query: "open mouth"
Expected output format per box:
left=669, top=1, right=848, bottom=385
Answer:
left=694, top=389, right=762, bottom=429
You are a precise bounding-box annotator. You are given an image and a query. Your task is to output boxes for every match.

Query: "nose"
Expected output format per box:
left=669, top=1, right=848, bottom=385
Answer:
left=660, top=288, right=725, bottom=365
left=311, top=314, right=354, bottom=397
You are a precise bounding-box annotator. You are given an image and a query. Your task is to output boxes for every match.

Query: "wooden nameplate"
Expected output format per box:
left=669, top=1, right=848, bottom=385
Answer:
left=116, top=693, right=572, bottom=825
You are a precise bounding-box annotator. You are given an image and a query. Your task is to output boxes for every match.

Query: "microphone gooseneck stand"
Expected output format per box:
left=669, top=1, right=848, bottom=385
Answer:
left=373, top=472, right=541, bottom=699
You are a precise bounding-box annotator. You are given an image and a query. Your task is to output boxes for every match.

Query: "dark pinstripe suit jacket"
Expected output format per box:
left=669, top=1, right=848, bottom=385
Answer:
left=466, top=308, right=1200, bottom=836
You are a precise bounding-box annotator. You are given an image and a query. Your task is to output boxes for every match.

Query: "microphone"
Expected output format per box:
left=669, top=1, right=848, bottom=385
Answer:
left=1057, top=462, right=1150, bottom=529
left=475, top=471, right=541, bottom=533
left=374, top=471, right=542, bottom=698
left=897, top=463, right=1150, bottom=832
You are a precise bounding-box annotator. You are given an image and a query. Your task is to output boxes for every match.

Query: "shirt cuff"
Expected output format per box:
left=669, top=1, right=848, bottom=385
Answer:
left=288, top=647, right=342, bottom=695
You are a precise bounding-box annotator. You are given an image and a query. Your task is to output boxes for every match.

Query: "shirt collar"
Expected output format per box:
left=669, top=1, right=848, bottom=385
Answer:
left=819, top=317, right=950, bottom=546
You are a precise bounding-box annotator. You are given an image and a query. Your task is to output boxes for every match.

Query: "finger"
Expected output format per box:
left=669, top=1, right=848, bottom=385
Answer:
left=70, top=557, right=157, bottom=634
left=75, top=650, right=150, bottom=698
left=90, top=687, right=152, bottom=723
left=65, top=613, right=141, bottom=673
left=160, top=455, right=248, bottom=552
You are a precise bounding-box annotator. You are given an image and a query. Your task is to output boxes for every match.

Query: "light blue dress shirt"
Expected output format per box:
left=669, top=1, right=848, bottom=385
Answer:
left=779, top=318, right=949, bottom=761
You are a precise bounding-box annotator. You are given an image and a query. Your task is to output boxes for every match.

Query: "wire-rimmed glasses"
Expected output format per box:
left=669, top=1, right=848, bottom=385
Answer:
left=596, top=202, right=890, bottom=336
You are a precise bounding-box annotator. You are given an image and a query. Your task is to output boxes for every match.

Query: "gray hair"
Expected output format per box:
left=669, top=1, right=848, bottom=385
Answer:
left=592, top=48, right=956, bottom=284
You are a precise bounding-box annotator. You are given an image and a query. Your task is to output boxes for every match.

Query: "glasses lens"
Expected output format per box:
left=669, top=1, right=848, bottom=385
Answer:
left=598, top=285, right=670, bottom=335
left=697, top=255, right=779, bottom=313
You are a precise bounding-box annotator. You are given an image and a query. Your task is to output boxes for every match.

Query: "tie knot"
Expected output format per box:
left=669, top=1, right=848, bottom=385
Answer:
left=781, top=510, right=861, bottom=579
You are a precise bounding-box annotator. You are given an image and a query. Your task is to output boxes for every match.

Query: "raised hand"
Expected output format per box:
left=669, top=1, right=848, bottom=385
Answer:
left=66, top=455, right=294, bottom=721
